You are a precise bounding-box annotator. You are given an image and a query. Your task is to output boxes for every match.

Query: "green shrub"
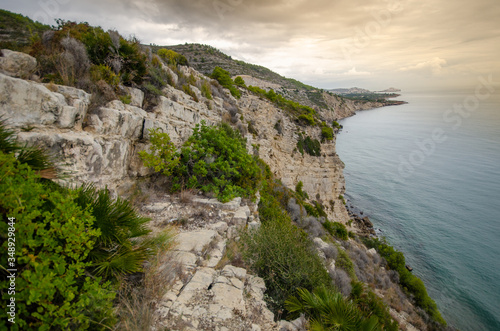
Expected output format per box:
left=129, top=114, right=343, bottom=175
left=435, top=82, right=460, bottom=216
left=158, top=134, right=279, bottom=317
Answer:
left=157, top=48, right=188, bottom=66
left=247, top=85, right=317, bottom=124
left=173, top=122, right=261, bottom=202
left=0, top=152, right=116, bottom=330
left=119, top=94, right=132, bottom=104
left=303, top=203, right=321, bottom=218
left=139, top=128, right=180, bottom=176
left=350, top=283, right=398, bottom=331
left=321, top=122, right=334, bottom=141
left=323, top=221, right=348, bottom=240
left=90, top=64, right=119, bottom=87
left=363, top=237, right=446, bottom=325
left=241, top=190, right=331, bottom=315
left=182, top=84, right=199, bottom=102
left=142, top=83, right=163, bottom=97
left=200, top=81, right=213, bottom=100
left=117, top=38, right=147, bottom=85
left=335, top=243, right=356, bottom=279
left=234, top=76, right=246, bottom=87
left=333, top=120, right=342, bottom=129
left=298, top=113, right=316, bottom=126
left=296, top=134, right=321, bottom=156
left=211, top=66, right=241, bottom=98
left=295, top=181, right=309, bottom=200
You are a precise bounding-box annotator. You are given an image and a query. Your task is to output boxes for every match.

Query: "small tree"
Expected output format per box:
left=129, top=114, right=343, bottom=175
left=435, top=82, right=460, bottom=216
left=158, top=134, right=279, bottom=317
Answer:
left=139, top=128, right=180, bottom=176
left=234, top=76, right=246, bottom=87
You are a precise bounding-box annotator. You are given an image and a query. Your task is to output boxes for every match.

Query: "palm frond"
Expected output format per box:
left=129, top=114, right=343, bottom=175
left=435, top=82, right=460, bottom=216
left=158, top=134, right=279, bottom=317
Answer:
left=0, top=118, right=20, bottom=154
left=0, top=118, right=59, bottom=178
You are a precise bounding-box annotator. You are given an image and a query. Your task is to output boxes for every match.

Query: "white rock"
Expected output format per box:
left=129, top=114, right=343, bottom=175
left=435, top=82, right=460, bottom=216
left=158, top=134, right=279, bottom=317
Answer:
left=222, top=265, right=247, bottom=280
left=0, top=73, right=62, bottom=127
left=232, top=206, right=250, bottom=226
left=211, top=282, right=246, bottom=313
left=0, top=49, right=36, bottom=78
left=210, top=221, right=229, bottom=235
left=123, top=86, right=144, bottom=107
left=176, top=267, right=216, bottom=304
left=175, top=230, right=217, bottom=255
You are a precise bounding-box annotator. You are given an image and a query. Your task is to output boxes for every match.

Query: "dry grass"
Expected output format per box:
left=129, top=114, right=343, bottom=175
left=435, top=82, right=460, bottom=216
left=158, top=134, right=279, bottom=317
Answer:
left=115, top=227, right=181, bottom=331
left=216, top=239, right=246, bottom=270
left=179, top=188, right=196, bottom=204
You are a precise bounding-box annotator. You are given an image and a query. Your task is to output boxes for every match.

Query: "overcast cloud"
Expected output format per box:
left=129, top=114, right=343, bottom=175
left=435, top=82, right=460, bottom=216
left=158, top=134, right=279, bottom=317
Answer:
left=2, top=0, right=499, bottom=91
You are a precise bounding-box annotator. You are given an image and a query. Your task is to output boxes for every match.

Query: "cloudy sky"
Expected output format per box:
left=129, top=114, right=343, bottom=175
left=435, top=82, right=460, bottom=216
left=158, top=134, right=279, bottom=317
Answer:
left=2, top=0, right=499, bottom=92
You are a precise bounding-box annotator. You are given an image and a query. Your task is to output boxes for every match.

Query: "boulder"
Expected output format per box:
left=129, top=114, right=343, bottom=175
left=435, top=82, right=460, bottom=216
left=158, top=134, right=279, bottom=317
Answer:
left=0, top=49, right=37, bottom=78
left=123, top=86, right=144, bottom=107
left=362, top=217, right=373, bottom=228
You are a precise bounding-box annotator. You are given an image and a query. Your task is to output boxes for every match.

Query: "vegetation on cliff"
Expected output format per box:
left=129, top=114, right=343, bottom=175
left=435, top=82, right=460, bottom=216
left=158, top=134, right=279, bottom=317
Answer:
left=0, top=121, right=174, bottom=330
left=0, top=9, right=446, bottom=330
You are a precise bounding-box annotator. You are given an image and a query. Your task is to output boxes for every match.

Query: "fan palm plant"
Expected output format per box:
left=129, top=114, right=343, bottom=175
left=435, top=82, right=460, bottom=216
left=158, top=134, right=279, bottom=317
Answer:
left=0, top=118, right=58, bottom=178
left=285, top=286, right=381, bottom=331
left=74, top=183, right=160, bottom=281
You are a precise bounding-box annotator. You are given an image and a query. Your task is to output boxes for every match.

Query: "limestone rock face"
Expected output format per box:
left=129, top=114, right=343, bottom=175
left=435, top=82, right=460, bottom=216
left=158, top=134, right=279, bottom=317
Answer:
left=238, top=92, right=350, bottom=223
left=0, top=49, right=37, bottom=78
left=0, top=70, right=222, bottom=194
left=123, top=86, right=144, bottom=107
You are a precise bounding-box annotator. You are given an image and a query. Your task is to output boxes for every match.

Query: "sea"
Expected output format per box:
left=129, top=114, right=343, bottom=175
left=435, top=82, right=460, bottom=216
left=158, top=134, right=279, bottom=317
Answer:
left=335, top=89, right=500, bottom=331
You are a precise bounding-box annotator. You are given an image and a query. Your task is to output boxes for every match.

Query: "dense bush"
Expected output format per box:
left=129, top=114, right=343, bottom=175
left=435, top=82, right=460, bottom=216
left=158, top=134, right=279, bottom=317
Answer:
left=139, top=128, right=180, bottom=176
left=333, top=120, right=343, bottom=129
left=296, top=134, right=321, bottom=156
left=241, top=190, right=332, bottom=316
left=211, top=66, right=241, bottom=98
left=0, top=152, right=116, bottom=330
left=157, top=48, right=188, bottom=66
left=182, top=84, right=199, bottom=102
left=175, top=122, right=261, bottom=201
left=321, top=122, right=334, bottom=141
left=32, top=21, right=147, bottom=88
left=363, top=238, right=446, bottom=325
left=234, top=76, right=246, bottom=87
left=200, top=81, right=213, bottom=99
left=323, top=221, right=349, bottom=240
left=350, top=283, right=399, bottom=331
left=141, top=122, right=261, bottom=202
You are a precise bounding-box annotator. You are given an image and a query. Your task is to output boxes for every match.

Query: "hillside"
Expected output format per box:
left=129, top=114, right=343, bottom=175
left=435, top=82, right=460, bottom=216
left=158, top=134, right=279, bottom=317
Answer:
left=163, top=43, right=404, bottom=112
left=0, top=9, right=49, bottom=51
left=0, top=10, right=448, bottom=331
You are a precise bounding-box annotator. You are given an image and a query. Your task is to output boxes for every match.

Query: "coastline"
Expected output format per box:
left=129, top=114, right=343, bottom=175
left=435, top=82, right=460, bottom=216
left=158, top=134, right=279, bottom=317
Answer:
left=334, top=99, right=458, bottom=329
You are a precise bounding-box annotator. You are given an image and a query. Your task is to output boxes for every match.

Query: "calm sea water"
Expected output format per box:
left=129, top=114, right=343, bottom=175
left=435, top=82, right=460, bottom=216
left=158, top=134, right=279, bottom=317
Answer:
left=336, top=92, right=500, bottom=331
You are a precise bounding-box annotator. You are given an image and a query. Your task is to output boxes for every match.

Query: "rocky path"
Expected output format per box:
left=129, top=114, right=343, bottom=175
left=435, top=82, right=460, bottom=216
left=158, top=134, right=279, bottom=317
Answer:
left=140, top=195, right=280, bottom=331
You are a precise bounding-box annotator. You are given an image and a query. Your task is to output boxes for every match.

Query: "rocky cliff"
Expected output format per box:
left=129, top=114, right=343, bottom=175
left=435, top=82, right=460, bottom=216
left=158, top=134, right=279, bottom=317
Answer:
left=0, top=49, right=375, bottom=225
left=0, top=49, right=431, bottom=330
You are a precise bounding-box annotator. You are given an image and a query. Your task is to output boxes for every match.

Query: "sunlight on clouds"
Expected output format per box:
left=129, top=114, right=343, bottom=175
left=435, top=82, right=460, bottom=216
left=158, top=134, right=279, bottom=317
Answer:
left=399, top=57, right=448, bottom=76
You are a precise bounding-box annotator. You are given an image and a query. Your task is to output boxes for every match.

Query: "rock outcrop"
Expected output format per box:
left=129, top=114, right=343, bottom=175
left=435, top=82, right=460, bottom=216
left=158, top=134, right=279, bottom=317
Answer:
left=140, top=193, right=277, bottom=330
left=0, top=49, right=423, bottom=330
left=0, top=50, right=354, bottom=223
left=0, top=49, right=37, bottom=79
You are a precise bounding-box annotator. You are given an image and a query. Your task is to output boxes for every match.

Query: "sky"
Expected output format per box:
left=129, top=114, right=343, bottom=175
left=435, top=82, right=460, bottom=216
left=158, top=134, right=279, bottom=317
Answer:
left=2, top=0, right=499, bottom=92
